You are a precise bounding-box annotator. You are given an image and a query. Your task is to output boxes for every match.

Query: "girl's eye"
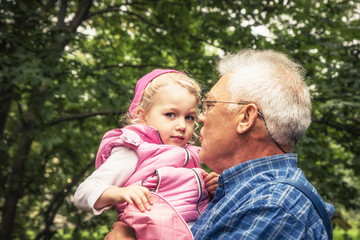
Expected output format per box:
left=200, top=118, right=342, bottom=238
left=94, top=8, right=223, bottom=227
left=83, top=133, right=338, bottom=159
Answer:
left=165, top=112, right=175, bottom=118
left=185, top=115, right=195, bottom=121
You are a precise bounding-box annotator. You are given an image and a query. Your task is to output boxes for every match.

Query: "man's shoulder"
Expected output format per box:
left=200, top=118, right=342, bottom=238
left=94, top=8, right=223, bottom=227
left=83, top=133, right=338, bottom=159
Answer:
left=224, top=173, right=314, bottom=216
left=194, top=171, right=332, bottom=240
left=245, top=176, right=334, bottom=235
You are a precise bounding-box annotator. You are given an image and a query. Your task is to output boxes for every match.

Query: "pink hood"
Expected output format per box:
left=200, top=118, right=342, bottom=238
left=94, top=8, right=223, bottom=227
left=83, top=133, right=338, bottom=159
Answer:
left=128, top=69, right=184, bottom=118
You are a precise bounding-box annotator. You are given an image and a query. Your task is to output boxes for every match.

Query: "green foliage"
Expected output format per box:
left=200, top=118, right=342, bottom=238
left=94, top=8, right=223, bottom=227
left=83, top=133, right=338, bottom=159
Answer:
left=1, top=0, right=359, bottom=239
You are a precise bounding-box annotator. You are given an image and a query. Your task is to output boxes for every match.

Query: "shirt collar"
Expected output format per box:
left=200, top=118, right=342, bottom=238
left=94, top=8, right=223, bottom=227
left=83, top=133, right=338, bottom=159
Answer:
left=218, top=153, right=298, bottom=194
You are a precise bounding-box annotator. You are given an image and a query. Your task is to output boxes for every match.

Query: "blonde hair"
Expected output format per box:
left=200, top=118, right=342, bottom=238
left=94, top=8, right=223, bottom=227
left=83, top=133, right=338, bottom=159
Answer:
left=123, top=72, right=202, bottom=142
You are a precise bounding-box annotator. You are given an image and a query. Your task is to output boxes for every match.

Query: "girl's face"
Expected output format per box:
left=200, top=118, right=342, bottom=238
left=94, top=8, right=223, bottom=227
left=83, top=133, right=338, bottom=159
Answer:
left=140, top=83, right=197, bottom=146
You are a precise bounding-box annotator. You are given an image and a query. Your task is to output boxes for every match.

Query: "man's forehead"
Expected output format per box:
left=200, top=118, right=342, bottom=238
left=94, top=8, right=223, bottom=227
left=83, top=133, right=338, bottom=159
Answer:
left=204, top=92, right=214, bottom=100
left=205, top=73, right=232, bottom=100
left=205, top=85, right=223, bottom=100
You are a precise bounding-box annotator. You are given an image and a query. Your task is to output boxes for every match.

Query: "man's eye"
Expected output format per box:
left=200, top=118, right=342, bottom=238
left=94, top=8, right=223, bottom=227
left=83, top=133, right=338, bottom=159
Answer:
left=206, top=104, right=214, bottom=109
left=165, top=113, right=175, bottom=118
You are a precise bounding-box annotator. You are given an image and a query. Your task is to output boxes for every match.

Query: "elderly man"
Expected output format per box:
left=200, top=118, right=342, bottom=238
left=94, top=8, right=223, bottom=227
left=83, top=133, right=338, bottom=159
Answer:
left=191, top=49, right=334, bottom=239
left=106, top=49, right=334, bottom=239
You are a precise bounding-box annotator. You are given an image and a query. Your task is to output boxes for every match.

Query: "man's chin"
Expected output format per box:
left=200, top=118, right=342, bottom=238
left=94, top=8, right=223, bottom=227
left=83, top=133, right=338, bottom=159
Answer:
left=199, top=149, right=206, bottom=162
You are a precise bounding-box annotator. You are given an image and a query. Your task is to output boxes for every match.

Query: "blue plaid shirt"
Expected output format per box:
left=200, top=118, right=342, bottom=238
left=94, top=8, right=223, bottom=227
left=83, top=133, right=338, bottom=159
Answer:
left=191, top=154, right=335, bottom=240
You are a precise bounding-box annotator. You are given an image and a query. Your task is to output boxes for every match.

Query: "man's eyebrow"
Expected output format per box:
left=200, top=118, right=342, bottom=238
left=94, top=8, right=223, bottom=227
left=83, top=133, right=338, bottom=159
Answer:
left=204, top=93, right=215, bottom=100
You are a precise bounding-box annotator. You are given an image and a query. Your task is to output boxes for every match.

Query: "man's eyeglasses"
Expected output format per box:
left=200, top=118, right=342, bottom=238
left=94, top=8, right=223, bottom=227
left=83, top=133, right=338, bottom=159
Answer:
left=200, top=99, right=252, bottom=115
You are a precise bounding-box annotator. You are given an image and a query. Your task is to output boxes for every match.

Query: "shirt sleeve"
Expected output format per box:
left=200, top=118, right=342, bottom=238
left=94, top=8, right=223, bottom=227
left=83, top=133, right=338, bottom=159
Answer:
left=73, top=146, right=138, bottom=215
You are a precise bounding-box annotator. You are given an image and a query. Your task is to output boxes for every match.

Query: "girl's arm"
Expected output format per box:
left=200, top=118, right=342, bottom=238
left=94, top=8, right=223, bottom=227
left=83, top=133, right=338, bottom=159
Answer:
left=74, top=147, right=138, bottom=214
left=94, top=184, right=153, bottom=212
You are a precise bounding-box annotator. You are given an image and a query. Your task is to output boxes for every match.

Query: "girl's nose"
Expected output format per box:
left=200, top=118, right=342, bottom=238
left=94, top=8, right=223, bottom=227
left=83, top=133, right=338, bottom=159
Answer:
left=176, top=119, right=186, bottom=131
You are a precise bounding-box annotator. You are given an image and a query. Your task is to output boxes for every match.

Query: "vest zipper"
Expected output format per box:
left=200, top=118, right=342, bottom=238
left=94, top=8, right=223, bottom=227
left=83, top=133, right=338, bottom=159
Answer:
left=154, top=169, right=161, bottom=192
left=155, top=129, right=164, bottom=144
left=183, top=148, right=190, bottom=166
left=140, top=170, right=161, bottom=193
left=189, top=169, right=203, bottom=216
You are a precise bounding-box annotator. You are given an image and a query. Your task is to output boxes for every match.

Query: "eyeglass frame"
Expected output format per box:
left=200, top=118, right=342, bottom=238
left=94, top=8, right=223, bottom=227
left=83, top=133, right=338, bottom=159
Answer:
left=200, top=99, right=264, bottom=117
left=199, top=99, right=286, bottom=153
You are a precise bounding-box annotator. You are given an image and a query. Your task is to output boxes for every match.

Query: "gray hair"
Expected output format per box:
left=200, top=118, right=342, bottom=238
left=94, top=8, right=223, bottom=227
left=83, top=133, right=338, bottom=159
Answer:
left=217, top=49, right=312, bottom=147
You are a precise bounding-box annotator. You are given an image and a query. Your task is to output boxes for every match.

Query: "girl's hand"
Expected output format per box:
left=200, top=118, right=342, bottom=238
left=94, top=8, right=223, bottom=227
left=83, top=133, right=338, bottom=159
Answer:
left=115, top=185, right=153, bottom=212
left=95, top=185, right=153, bottom=212
left=203, top=171, right=219, bottom=196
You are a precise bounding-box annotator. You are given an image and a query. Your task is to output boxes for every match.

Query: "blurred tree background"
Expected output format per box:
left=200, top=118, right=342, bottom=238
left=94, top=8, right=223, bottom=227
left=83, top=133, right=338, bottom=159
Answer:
left=1, top=0, right=359, bottom=239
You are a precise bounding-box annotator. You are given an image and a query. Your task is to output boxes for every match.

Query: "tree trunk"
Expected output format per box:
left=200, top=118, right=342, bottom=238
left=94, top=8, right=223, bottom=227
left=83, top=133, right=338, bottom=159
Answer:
left=0, top=1, right=94, bottom=239
left=0, top=129, right=34, bottom=240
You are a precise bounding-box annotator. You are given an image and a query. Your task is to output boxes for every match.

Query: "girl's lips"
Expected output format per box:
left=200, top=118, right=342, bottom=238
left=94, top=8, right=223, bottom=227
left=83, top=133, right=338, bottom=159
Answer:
left=172, top=136, right=184, bottom=140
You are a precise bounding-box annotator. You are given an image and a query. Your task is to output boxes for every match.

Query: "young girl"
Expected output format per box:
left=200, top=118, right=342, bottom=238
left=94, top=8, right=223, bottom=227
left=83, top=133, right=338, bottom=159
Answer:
left=74, top=69, right=218, bottom=233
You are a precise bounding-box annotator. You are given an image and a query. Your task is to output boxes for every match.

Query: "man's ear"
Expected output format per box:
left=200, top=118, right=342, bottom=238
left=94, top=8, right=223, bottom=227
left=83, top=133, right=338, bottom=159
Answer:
left=134, top=107, right=146, bottom=123
left=236, top=104, right=258, bottom=134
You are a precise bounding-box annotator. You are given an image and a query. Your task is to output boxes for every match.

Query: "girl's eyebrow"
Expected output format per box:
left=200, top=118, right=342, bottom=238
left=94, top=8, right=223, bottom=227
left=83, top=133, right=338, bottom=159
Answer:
left=188, top=110, right=197, bottom=115
left=164, top=105, right=197, bottom=113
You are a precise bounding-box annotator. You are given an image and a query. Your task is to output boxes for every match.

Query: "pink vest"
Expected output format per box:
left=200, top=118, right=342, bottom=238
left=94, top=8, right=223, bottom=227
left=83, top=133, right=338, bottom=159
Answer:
left=95, top=124, right=210, bottom=222
left=123, top=192, right=194, bottom=240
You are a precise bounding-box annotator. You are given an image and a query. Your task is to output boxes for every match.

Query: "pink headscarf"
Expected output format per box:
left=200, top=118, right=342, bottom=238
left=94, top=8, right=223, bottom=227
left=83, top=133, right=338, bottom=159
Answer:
left=128, top=69, right=184, bottom=118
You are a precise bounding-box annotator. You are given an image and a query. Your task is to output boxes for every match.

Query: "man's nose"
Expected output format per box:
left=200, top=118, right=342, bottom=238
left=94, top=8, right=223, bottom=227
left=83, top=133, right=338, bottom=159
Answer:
left=198, top=113, right=205, bottom=124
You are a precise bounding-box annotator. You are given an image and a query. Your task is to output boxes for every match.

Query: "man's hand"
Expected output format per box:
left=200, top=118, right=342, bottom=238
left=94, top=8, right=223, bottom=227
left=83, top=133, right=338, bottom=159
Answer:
left=104, top=222, right=136, bottom=240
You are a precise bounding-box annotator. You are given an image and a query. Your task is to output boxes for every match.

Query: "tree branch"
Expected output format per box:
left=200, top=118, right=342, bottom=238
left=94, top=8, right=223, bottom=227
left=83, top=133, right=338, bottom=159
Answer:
left=48, top=110, right=123, bottom=126
left=87, top=5, right=164, bottom=30
left=44, top=0, right=57, bottom=12
left=68, top=0, right=93, bottom=32
left=187, top=32, right=228, bottom=54
left=47, top=0, right=93, bottom=53
left=86, top=1, right=142, bottom=19
left=121, top=9, right=163, bottom=29
left=57, top=0, right=68, bottom=28
left=35, top=160, right=94, bottom=240
left=86, top=4, right=124, bottom=19
left=103, top=63, right=175, bottom=70
left=313, top=119, right=360, bottom=139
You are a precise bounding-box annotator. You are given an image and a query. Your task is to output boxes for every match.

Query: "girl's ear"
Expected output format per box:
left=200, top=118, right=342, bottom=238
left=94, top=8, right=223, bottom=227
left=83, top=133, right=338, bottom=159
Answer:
left=134, top=107, right=146, bottom=123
